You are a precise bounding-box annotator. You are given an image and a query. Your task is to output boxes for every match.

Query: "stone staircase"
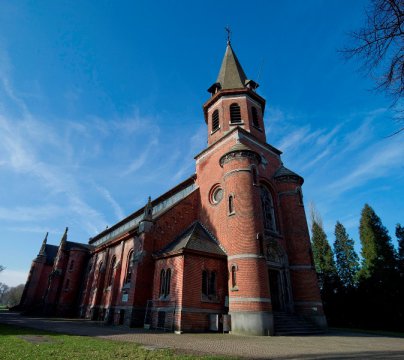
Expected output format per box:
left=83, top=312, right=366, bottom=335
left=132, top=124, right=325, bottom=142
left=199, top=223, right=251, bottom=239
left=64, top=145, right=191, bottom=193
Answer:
left=273, top=311, right=324, bottom=336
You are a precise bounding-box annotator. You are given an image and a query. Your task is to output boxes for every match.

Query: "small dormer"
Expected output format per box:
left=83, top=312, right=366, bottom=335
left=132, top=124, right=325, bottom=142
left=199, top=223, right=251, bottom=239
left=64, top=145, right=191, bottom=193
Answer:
left=203, top=41, right=267, bottom=146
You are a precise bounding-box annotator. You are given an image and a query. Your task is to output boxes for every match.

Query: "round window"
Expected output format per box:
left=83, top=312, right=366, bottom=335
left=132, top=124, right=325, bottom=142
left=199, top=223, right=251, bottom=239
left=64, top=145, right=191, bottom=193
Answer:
left=209, top=185, right=223, bottom=205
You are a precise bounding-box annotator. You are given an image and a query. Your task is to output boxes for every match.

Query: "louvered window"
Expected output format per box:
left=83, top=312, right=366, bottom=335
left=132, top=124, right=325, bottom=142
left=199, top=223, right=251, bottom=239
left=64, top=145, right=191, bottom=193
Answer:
left=230, top=103, right=242, bottom=123
left=212, top=109, right=219, bottom=131
left=252, top=107, right=259, bottom=127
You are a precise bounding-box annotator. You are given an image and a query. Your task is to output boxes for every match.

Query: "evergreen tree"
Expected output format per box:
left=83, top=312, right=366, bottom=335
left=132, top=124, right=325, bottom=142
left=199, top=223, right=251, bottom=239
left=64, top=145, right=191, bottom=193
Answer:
left=334, top=221, right=359, bottom=288
left=359, top=204, right=396, bottom=278
left=311, top=221, right=337, bottom=282
left=396, top=224, right=404, bottom=273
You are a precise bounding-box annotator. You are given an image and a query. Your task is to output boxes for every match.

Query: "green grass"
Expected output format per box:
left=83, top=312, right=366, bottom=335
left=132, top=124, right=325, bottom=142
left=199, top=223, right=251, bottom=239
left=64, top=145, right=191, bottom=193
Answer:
left=0, top=324, right=234, bottom=360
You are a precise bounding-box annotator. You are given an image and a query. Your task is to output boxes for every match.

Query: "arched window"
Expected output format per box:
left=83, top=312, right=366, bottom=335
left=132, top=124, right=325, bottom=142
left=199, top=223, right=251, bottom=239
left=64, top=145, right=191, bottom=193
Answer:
left=230, top=103, right=242, bottom=123
left=228, top=195, right=235, bottom=215
left=209, top=272, right=216, bottom=296
left=257, top=233, right=264, bottom=256
left=107, top=256, right=116, bottom=287
left=125, top=250, right=134, bottom=284
left=251, top=165, right=258, bottom=185
left=296, top=187, right=303, bottom=205
left=251, top=107, right=259, bottom=127
left=212, top=109, right=220, bottom=132
left=159, top=268, right=171, bottom=297
left=260, top=186, right=277, bottom=232
left=159, top=269, right=165, bottom=296
left=202, top=270, right=208, bottom=296
left=165, top=269, right=171, bottom=296
left=69, top=260, right=74, bottom=271
left=231, top=265, right=237, bottom=289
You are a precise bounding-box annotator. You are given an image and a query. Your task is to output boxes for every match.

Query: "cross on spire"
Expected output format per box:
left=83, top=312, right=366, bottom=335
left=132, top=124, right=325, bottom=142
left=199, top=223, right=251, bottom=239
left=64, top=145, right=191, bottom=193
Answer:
left=225, top=26, right=231, bottom=44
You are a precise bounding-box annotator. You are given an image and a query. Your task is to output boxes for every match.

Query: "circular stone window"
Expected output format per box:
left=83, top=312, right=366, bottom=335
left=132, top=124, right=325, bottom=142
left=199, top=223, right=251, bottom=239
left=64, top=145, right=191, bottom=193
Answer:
left=209, top=185, right=223, bottom=205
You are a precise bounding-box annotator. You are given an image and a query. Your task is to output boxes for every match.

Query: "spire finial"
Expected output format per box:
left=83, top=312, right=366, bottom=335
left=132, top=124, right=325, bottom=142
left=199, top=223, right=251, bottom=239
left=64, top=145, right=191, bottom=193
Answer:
left=60, top=227, right=68, bottom=249
left=39, top=232, right=48, bottom=256
left=143, top=196, right=153, bottom=221
left=225, top=26, right=231, bottom=45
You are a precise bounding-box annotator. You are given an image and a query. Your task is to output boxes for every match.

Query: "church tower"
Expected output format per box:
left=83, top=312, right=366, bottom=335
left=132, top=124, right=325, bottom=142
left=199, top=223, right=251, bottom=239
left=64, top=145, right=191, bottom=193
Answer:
left=196, top=39, right=326, bottom=335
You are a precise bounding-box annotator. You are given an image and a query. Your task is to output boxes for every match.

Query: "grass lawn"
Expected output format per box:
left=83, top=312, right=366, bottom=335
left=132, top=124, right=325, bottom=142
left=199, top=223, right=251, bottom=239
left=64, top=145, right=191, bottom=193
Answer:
left=0, top=323, right=234, bottom=360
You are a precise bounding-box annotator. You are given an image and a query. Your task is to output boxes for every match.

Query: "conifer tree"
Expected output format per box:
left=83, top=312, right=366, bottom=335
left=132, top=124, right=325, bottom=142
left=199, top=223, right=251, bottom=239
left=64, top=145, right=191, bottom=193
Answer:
left=309, top=207, right=335, bottom=279
left=359, top=204, right=396, bottom=278
left=396, top=224, right=404, bottom=273
left=333, top=221, right=359, bottom=288
left=312, top=221, right=337, bottom=278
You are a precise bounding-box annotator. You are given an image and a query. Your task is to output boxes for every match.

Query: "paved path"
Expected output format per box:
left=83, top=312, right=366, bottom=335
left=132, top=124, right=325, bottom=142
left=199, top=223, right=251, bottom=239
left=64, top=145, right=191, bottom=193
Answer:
left=1, top=312, right=404, bottom=359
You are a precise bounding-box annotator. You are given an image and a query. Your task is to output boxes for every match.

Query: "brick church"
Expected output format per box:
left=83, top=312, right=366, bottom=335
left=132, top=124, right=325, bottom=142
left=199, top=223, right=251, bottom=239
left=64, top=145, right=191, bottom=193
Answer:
left=20, top=40, right=326, bottom=336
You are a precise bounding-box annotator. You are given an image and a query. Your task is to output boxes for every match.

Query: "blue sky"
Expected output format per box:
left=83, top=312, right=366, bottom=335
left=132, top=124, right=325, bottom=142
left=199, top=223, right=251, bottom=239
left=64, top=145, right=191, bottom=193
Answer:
left=0, top=1, right=403, bottom=286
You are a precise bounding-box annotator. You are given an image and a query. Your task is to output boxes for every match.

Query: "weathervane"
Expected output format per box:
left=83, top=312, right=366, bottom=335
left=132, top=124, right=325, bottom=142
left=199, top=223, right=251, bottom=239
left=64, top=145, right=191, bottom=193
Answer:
left=225, top=26, right=231, bottom=44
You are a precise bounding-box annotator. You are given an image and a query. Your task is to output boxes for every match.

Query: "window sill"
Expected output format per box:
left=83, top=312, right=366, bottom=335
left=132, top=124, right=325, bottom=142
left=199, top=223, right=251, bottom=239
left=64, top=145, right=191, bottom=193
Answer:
left=229, top=121, right=244, bottom=126
left=230, top=286, right=239, bottom=292
left=158, top=296, right=170, bottom=301
left=201, top=295, right=219, bottom=303
left=228, top=212, right=236, bottom=217
left=210, top=126, right=221, bottom=135
left=252, top=124, right=263, bottom=132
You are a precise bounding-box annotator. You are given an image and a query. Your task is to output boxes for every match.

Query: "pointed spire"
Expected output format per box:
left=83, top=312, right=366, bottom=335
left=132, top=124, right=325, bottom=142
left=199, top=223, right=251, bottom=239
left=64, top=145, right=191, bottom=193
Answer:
left=216, top=42, right=248, bottom=90
left=38, top=232, right=48, bottom=256
left=60, top=227, right=68, bottom=249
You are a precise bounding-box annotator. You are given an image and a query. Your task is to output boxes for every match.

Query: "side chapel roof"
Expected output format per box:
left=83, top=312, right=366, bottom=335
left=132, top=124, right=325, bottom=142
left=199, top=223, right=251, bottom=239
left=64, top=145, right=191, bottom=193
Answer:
left=155, top=222, right=226, bottom=258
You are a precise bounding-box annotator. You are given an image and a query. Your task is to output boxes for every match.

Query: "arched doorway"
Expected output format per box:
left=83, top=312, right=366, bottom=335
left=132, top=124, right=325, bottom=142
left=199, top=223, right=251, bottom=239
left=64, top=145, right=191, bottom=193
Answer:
left=265, top=240, right=293, bottom=313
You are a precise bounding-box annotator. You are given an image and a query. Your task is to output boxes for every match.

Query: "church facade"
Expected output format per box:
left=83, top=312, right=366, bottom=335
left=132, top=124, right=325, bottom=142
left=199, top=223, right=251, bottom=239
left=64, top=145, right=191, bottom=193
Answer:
left=20, top=41, right=326, bottom=336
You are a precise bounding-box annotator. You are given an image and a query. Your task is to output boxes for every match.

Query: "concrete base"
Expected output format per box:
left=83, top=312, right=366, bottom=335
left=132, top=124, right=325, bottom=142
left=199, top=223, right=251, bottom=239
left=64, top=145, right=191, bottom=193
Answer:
left=230, top=311, right=274, bottom=336
left=309, top=314, right=328, bottom=330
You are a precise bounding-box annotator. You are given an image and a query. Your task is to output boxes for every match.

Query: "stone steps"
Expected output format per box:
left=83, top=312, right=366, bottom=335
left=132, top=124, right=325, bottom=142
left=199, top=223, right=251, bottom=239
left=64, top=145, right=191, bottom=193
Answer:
left=273, top=311, right=324, bottom=336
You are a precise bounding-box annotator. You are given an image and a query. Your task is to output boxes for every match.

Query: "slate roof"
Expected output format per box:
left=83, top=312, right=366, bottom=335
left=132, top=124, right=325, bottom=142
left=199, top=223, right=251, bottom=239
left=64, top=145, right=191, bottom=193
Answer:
left=273, top=165, right=304, bottom=183
left=216, top=43, right=248, bottom=90
left=44, top=244, right=58, bottom=265
left=155, top=222, right=226, bottom=258
left=65, top=241, right=92, bottom=252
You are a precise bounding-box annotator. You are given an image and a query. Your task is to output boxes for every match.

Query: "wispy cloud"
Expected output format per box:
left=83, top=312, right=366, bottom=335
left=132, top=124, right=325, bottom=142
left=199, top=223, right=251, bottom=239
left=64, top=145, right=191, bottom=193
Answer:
left=327, top=136, right=404, bottom=195
left=0, top=205, right=63, bottom=222
left=94, top=185, right=125, bottom=220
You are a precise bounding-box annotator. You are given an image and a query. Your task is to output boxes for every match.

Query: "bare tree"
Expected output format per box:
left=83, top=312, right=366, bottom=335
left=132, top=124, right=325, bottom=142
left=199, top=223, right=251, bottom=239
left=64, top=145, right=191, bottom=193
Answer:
left=342, top=0, right=404, bottom=135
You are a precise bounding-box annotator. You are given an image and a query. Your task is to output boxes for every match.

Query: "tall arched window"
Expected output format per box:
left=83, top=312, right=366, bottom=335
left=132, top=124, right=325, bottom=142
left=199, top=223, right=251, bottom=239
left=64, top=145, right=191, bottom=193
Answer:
left=251, top=107, right=259, bottom=127
left=296, top=187, right=303, bottom=205
left=260, top=186, right=277, bottom=232
left=209, top=272, right=216, bottom=296
left=108, top=256, right=116, bottom=287
left=230, top=103, right=241, bottom=123
left=228, top=195, right=235, bottom=215
left=231, top=265, right=237, bottom=289
left=159, top=269, right=165, bottom=296
left=212, top=109, right=220, bottom=132
left=165, top=269, right=171, bottom=296
left=251, top=165, right=258, bottom=185
left=125, top=250, right=134, bottom=284
left=202, top=270, right=208, bottom=296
